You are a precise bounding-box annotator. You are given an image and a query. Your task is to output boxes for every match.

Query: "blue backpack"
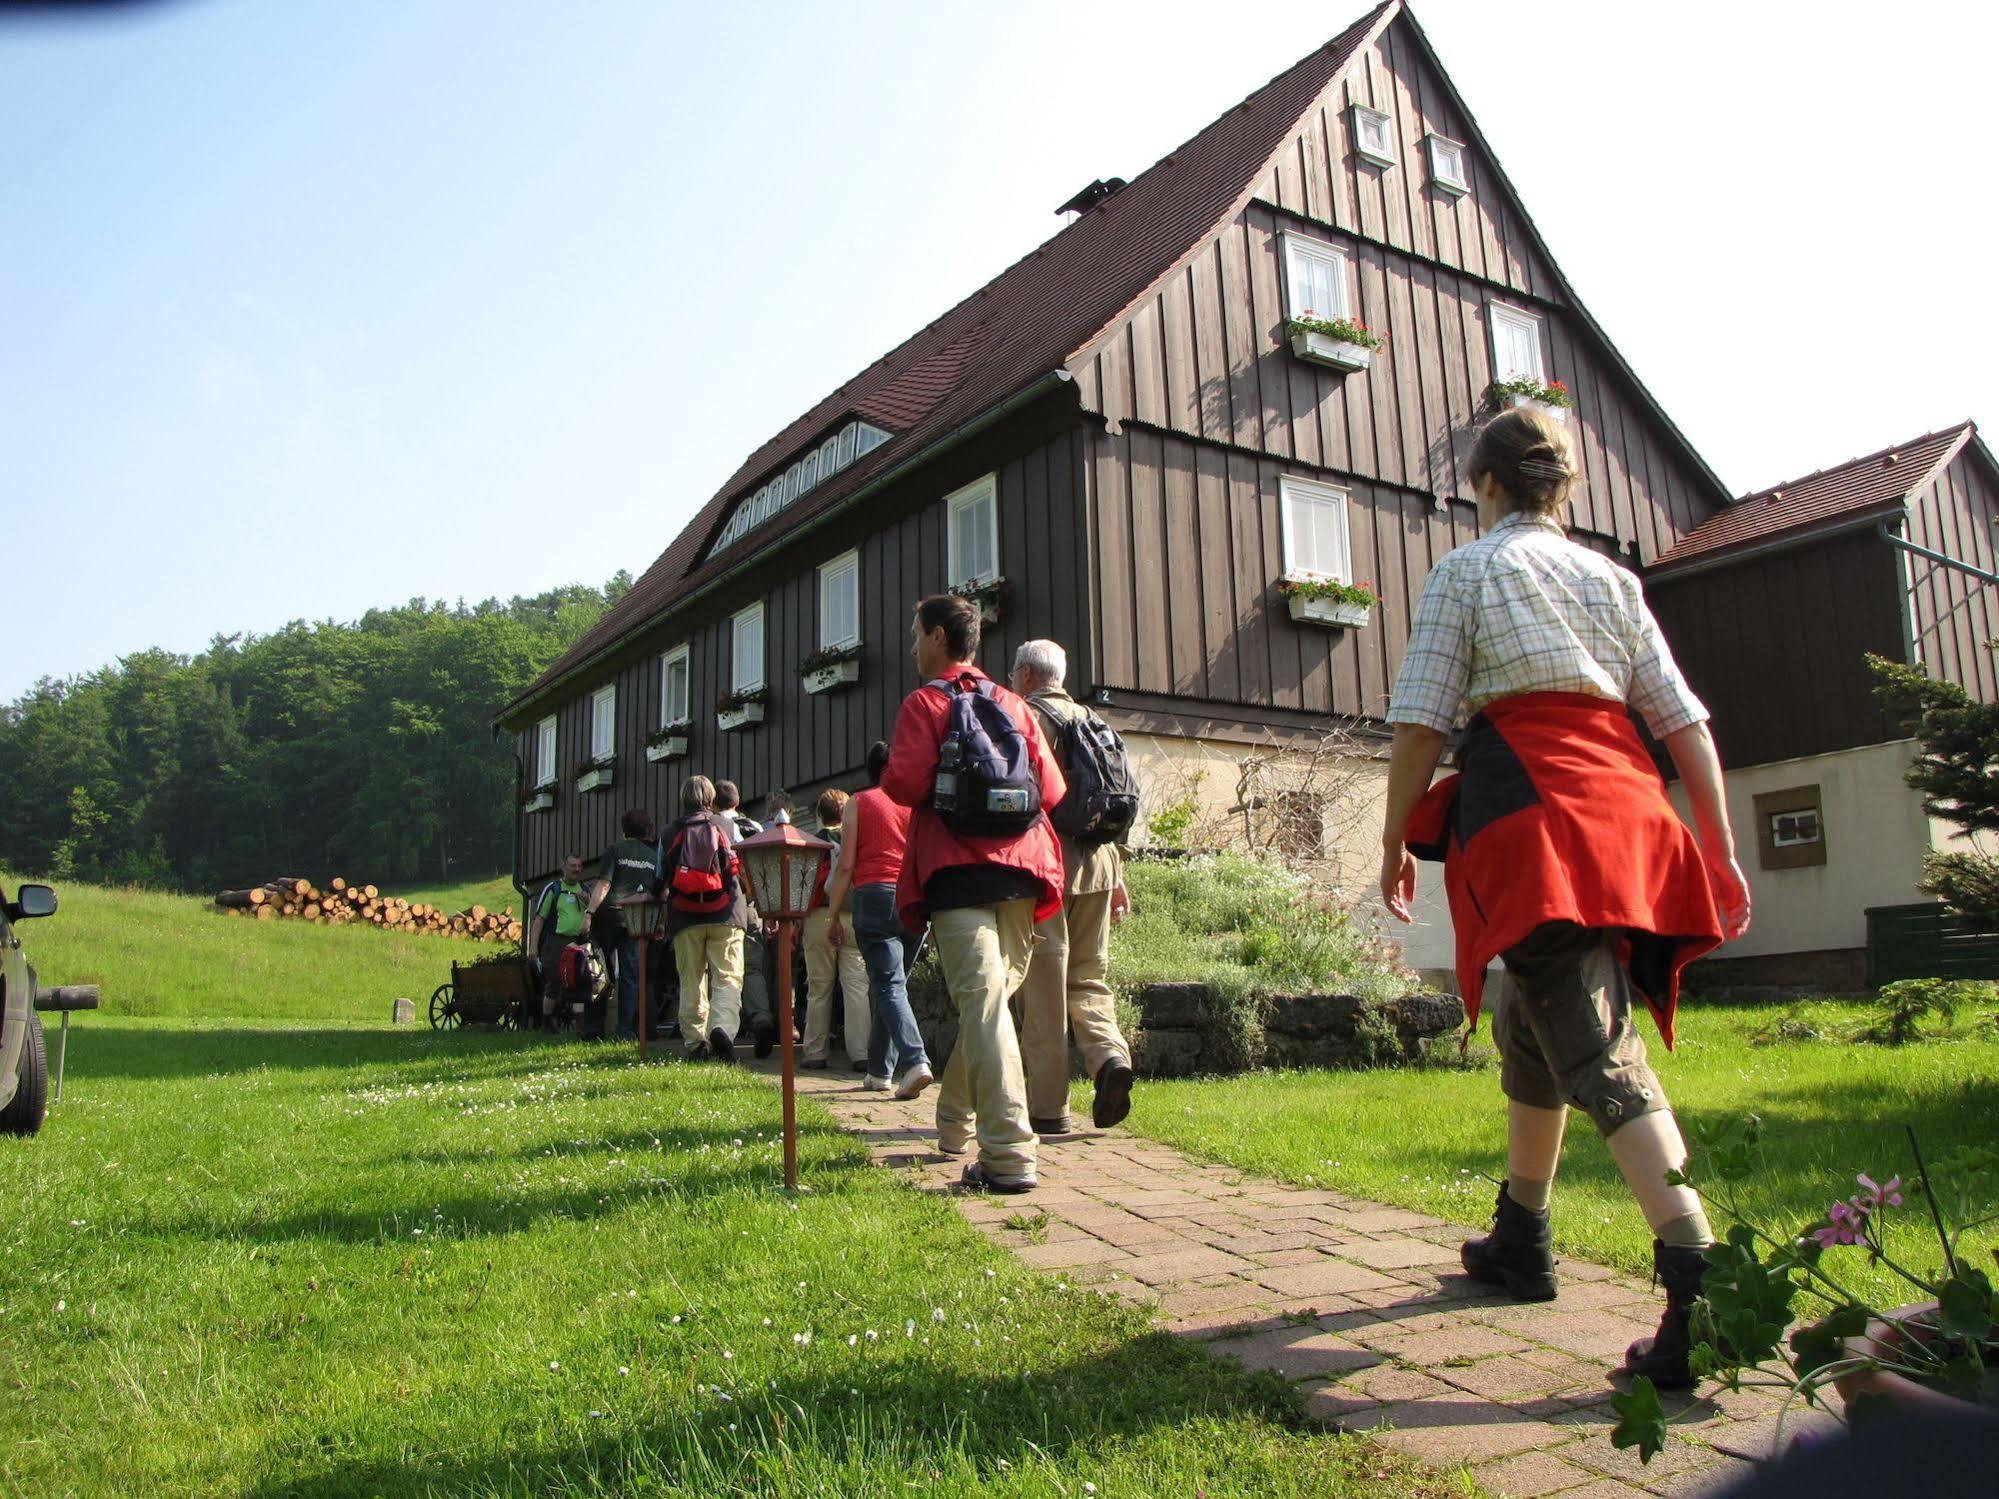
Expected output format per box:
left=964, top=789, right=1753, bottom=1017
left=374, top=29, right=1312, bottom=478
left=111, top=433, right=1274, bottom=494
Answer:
left=927, top=674, right=1043, bottom=838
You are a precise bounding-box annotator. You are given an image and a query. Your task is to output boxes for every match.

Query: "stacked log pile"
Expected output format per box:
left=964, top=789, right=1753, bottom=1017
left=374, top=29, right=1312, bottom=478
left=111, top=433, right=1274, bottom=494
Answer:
left=212, top=876, right=521, bottom=944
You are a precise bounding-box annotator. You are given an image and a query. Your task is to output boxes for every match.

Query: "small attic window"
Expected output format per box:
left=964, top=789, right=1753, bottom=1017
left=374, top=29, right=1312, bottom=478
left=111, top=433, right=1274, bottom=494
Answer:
left=708, top=419, right=894, bottom=558
left=1427, top=133, right=1470, bottom=196
left=1350, top=105, right=1395, bottom=168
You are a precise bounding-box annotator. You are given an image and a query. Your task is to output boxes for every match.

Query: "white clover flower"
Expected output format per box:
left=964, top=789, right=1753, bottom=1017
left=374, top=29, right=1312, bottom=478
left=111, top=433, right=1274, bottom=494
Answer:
left=549, top=1361, right=560, bottom=1371
left=618, top=1366, right=630, bottom=1376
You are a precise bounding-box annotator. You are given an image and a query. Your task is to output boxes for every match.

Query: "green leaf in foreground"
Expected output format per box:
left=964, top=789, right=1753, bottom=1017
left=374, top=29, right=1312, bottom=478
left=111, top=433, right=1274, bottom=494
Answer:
left=1609, top=1377, right=1667, bottom=1463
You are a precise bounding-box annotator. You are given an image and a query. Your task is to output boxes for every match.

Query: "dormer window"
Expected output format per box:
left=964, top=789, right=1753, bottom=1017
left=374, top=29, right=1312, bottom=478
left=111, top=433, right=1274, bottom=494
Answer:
left=1427, top=133, right=1470, bottom=196
left=1350, top=105, right=1395, bottom=168
left=708, top=419, right=895, bottom=558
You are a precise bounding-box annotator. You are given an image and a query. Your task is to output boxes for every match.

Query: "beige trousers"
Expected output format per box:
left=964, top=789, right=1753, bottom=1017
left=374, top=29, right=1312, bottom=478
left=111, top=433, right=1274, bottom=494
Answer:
left=932, top=899, right=1039, bottom=1182
left=673, top=923, right=745, bottom=1053
left=802, top=909, right=870, bottom=1063
left=1017, top=887, right=1131, bottom=1120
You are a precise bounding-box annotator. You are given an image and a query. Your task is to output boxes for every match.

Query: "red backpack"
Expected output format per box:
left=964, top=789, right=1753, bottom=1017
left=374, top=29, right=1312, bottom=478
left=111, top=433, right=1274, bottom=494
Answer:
left=665, top=816, right=740, bottom=916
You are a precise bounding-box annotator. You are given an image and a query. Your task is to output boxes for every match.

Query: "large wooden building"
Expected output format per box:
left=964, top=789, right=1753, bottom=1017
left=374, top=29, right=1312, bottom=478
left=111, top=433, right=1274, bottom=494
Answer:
left=498, top=0, right=1739, bottom=969
left=1650, top=422, right=1999, bottom=989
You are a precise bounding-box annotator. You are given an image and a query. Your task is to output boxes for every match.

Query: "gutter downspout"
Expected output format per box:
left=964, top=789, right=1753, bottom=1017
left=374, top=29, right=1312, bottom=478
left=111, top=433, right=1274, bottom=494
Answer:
left=1875, top=518, right=1999, bottom=586
left=497, top=368, right=1076, bottom=728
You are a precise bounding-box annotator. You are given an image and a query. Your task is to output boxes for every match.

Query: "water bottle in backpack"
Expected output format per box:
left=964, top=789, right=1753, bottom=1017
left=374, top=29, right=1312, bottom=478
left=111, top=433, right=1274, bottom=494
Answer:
left=927, top=674, right=1042, bottom=838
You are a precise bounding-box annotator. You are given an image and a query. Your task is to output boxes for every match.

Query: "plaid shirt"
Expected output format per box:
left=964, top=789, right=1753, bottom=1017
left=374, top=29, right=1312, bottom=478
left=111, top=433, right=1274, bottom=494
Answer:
left=1387, top=511, right=1707, bottom=738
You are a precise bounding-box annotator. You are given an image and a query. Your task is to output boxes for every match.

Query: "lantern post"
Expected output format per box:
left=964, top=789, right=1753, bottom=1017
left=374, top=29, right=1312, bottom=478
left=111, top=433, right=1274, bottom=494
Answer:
left=732, top=817, right=833, bottom=1191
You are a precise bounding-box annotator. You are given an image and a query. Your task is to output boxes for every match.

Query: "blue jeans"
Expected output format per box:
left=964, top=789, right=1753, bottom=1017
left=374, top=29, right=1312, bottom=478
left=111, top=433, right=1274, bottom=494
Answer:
left=853, top=883, right=927, bottom=1079
left=614, top=933, right=641, bottom=1039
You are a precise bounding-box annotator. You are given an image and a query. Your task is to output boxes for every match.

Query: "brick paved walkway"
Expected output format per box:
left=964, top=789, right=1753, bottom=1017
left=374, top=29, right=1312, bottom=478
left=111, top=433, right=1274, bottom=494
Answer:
left=754, top=1057, right=1840, bottom=1498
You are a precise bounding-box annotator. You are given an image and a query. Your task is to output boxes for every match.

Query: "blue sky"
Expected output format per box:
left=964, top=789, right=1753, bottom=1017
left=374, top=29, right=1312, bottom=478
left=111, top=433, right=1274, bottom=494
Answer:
left=4, top=0, right=1994, bottom=701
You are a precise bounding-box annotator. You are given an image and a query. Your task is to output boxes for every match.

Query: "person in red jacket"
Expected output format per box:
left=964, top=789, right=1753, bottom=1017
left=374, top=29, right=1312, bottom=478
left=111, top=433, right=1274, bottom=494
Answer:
left=881, top=592, right=1067, bottom=1193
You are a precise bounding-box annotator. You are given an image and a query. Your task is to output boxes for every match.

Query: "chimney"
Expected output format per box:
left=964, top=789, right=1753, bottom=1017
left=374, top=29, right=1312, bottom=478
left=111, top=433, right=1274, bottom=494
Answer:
left=1055, top=177, right=1128, bottom=218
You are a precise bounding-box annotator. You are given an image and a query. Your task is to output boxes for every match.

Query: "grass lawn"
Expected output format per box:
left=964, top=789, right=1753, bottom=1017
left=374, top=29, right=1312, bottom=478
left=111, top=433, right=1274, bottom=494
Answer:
left=1101, top=997, right=1999, bottom=1309
left=0, top=883, right=1460, bottom=1497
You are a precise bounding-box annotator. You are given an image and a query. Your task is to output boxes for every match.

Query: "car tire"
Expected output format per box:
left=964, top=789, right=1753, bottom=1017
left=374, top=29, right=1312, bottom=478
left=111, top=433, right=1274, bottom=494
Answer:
left=1, top=1012, right=48, bottom=1138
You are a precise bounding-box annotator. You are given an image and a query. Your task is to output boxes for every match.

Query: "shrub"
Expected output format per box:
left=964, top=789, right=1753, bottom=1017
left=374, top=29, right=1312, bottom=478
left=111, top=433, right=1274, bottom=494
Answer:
left=1146, top=795, right=1200, bottom=850
left=1859, top=977, right=1990, bottom=1045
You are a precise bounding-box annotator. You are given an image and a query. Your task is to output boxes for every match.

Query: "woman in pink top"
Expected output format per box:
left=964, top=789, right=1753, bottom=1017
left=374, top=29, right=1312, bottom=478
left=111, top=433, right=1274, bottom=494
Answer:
left=825, top=740, right=933, bottom=1098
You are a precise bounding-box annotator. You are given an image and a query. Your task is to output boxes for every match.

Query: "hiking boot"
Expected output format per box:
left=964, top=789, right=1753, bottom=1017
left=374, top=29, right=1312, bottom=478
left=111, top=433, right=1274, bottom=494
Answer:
left=1031, top=1115, right=1078, bottom=1137
left=708, top=1027, right=736, bottom=1064
left=752, top=1015, right=776, bottom=1059
left=1623, top=1240, right=1711, bottom=1390
left=1093, top=1060, right=1136, bottom=1129
left=892, top=1064, right=934, bottom=1101
left=1461, top=1182, right=1559, bottom=1301
left=960, top=1161, right=1036, bottom=1195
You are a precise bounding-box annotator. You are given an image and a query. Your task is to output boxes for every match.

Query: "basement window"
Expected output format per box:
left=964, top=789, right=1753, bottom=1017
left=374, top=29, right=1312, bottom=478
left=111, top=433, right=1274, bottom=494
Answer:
left=1350, top=105, right=1395, bottom=168
left=1754, top=785, right=1827, bottom=870
left=1427, top=133, right=1470, bottom=196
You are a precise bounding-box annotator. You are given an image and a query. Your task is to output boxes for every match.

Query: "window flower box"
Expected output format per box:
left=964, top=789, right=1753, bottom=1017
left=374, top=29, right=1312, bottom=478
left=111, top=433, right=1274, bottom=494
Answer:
left=521, top=788, right=555, bottom=815
left=800, top=650, right=861, bottom=695
left=573, top=759, right=615, bottom=794
left=716, top=690, right=768, bottom=733
left=950, top=576, right=1008, bottom=625
left=644, top=726, right=691, bottom=763
left=1489, top=376, right=1574, bottom=423
left=1278, top=576, right=1378, bottom=630
left=1286, top=315, right=1383, bottom=374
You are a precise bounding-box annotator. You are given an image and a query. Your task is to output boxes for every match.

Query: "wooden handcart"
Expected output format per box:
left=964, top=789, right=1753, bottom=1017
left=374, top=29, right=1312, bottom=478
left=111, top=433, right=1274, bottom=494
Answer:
left=429, top=955, right=535, bottom=1030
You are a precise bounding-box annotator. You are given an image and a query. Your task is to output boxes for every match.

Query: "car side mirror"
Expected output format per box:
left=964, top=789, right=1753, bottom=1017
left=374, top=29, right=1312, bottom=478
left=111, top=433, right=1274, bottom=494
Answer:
left=13, top=884, right=57, bottom=919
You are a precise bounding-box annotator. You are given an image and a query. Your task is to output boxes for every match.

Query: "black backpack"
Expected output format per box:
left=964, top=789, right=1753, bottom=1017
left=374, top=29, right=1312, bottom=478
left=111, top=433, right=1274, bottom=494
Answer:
left=927, top=674, right=1042, bottom=838
left=1043, top=702, right=1141, bottom=846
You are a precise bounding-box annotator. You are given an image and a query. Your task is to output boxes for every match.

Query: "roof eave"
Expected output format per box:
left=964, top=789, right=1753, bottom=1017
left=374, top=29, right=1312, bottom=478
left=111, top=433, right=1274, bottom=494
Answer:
left=495, top=368, right=1078, bottom=729
left=1644, top=500, right=1912, bottom=583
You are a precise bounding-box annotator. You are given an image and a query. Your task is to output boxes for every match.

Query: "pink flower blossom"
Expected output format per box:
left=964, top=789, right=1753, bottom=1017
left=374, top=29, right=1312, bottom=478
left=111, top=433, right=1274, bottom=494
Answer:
left=1855, top=1174, right=1903, bottom=1210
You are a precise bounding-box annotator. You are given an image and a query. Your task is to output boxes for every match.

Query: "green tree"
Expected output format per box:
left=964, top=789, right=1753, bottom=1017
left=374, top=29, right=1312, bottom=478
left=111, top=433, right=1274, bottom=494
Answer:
left=1869, top=652, right=1999, bottom=922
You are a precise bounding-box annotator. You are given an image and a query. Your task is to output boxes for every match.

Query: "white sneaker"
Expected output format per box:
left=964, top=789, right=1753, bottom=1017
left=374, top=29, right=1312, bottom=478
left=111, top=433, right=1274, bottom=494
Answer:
left=893, top=1063, right=935, bottom=1101
left=861, top=1073, right=891, bottom=1092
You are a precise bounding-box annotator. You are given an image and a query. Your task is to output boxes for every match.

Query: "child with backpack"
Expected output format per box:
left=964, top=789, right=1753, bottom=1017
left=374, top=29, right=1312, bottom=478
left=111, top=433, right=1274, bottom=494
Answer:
left=879, top=594, right=1068, bottom=1194
left=660, top=775, right=750, bottom=1062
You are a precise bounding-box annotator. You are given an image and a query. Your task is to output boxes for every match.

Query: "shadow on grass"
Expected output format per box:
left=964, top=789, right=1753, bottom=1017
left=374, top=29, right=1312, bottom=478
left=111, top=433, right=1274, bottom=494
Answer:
left=243, top=1331, right=1306, bottom=1498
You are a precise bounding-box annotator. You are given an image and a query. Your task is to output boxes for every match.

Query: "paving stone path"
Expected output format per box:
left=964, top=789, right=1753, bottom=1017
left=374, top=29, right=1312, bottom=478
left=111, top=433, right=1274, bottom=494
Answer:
left=752, top=1057, right=1842, bottom=1498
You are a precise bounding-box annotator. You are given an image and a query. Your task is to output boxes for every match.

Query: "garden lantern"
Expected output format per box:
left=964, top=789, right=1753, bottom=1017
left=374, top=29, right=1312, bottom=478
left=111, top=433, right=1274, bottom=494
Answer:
left=734, top=815, right=833, bottom=1191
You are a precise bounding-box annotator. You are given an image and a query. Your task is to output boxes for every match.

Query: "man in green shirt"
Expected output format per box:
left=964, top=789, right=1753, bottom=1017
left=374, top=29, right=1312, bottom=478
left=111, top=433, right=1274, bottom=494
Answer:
left=529, top=854, right=591, bottom=1028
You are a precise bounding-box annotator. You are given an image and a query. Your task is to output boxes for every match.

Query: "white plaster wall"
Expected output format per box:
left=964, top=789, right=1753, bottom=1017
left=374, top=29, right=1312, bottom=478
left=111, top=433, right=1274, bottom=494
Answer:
left=1667, top=739, right=1933, bottom=959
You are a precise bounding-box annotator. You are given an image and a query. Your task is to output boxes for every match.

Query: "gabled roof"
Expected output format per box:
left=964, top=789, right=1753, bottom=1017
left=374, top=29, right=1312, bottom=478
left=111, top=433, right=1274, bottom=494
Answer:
left=1648, top=423, right=1979, bottom=575
left=502, top=1, right=1400, bottom=720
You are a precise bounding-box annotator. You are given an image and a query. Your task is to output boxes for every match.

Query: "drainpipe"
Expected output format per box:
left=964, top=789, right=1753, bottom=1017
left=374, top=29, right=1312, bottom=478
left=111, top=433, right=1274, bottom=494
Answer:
left=495, top=724, right=529, bottom=956
left=1875, top=518, right=1999, bottom=586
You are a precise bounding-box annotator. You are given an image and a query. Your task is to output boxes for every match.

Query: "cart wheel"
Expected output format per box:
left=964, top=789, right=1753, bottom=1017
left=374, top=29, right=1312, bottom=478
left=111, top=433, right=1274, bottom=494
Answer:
left=429, top=983, right=457, bottom=1029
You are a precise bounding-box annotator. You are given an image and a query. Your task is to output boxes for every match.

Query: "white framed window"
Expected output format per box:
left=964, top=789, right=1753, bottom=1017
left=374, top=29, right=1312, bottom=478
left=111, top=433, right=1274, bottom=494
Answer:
left=1427, top=133, right=1470, bottom=195
left=535, top=715, right=556, bottom=787
left=589, top=685, right=616, bottom=761
left=1278, top=475, right=1354, bottom=583
left=819, top=550, right=861, bottom=650
left=801, top=450, right=821, bottom=492
left=857, top=423, right=889, bottom=457
left=1488, top=303, right=1547, bottom=385
left=732, top=602, right=766, bottom=693
left=659, top=645, right=690, bottom=727
left=1770, top=809, right=1822, bottom=848
left=817, top=435, right=840, bottom=478
left=1350, top=105, right=1395, bottom=168
left=1280, top=232, right=1354, bottom=323
left=836, top=425, right=858, bottom=469
left=946, top=473, right=1000, bottom=586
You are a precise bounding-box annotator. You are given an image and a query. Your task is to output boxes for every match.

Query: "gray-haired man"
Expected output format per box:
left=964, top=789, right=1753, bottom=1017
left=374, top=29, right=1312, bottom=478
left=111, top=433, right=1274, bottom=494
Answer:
left=1009, top=638, right=1137, bottom=1135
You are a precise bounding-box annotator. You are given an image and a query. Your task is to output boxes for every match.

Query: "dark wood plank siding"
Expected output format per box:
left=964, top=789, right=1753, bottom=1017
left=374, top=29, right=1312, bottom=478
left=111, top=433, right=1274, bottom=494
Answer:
left=1085, top=423, right=1480, bottom=720
left=1906, top=451, right=1999, bottom=703
left=515, top=417, right=1090, bottom=885
left=1648, top=531, right=1906, bottom=769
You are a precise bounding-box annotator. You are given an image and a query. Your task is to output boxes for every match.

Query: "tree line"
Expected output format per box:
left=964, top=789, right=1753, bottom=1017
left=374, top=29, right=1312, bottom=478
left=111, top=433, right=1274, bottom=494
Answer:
left=0, top=576, right=629, bottom=892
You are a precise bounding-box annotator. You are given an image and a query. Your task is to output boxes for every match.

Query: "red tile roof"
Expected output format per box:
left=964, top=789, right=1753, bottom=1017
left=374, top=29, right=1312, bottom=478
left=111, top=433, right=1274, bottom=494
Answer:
left=1649, top=424, right=1977, bottom=573
left=504, top=1, right=1399, bottom=719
